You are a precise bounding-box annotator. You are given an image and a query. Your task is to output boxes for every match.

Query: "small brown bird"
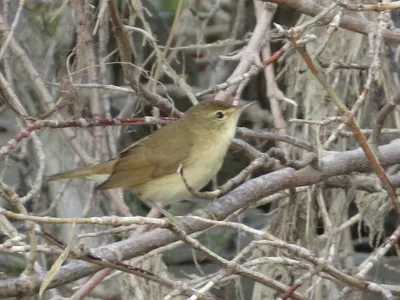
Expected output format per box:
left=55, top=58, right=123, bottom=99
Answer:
left=47, top=100, right=255, bottom=205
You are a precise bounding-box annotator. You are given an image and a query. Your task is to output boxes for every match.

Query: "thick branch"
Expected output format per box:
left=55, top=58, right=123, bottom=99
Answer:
left=261, top=0, right=400, bottom=42
left=1, top=139, right=400, bottom=297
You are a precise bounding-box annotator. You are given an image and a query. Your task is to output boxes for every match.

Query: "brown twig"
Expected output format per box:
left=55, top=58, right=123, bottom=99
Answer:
left=259, top=1, right=293, bottom=161
left=107, top=0, right=184, bottom=117
left=293, top=38, right=400, bottom=213
left=369, top=91, right=400, bottom=146
left=332, top=0, right=400, bottom=12
left=40, top=229, right=213, bottom=299
left=260, top=240, right=394, bottom=299
left=258, top=0, right=400, bottom=42
left=236, top=127, right=314, bottom=152
left=2, top=139, right=400, bottom=297
left=178, top=155, right=268, bottom=199
left=196, top=42, right=291, bottom=98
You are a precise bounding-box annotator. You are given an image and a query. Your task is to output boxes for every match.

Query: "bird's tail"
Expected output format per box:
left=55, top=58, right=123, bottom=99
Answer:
left=47, top=160, right=114, bottom=181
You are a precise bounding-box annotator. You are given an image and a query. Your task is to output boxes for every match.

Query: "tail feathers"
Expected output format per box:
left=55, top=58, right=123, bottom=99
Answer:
left=47, top=161, right=114, bottom=181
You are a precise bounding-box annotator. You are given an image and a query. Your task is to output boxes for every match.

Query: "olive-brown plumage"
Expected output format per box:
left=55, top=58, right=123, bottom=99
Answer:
left=47, top=100, right=255, bottom=205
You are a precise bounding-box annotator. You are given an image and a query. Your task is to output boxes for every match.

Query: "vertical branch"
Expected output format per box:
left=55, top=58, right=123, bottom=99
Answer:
left=150, top=0, right=185, bottom=90
left=0, top=0, right=25, bottom=61
left=74, top=0, right=104, bottom=163
left=294, top=42, right=400, bottom=213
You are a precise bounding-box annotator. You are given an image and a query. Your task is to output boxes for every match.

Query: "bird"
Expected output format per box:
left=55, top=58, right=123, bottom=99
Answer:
left=47, top=99, right=255, bottom=206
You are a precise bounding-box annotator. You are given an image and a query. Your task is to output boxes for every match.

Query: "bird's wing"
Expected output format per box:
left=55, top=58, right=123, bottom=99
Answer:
left=97, top=124, right=193, bottom=190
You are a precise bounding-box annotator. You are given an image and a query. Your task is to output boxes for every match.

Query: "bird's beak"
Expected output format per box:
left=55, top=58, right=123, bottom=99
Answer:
left=235, top=101, right=257, bottom=114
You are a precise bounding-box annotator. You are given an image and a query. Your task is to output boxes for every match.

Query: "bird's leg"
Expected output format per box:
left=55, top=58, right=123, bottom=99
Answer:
left=177, top=164, right=220, bottom=199
left=146, top=200, right=186, bottom=229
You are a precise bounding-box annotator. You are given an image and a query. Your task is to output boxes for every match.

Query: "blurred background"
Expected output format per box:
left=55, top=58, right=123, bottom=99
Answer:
left=1, top=0, right=400, bottom=299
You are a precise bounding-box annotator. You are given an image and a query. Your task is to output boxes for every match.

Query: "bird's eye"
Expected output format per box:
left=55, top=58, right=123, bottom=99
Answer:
left=215, top=111, right=224, bottom=119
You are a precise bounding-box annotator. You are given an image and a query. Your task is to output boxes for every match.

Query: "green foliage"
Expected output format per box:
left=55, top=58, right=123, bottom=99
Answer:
left=26, top=4, right=60, bottom=36
left=151, top=0, right=187, bottom=11
left=161, top=0, right=184, bottom=10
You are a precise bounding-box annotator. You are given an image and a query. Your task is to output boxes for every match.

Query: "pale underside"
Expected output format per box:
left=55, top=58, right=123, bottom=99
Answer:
left=48, top=106, right=241, bottom=205
left=86, top=141, right=227, bottom=205
left=134, top=142, right=226, bottom=205
left=97, top=113, right=239, bottom=204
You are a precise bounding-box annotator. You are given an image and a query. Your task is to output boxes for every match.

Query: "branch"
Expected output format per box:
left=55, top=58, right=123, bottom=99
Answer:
left=294, top=38, right=400, bottom=212
left=260, top=0, right=400, bottom=42
left=0, top=117, right=176, bottom=159
left=1, top=139, right=400, bottom=297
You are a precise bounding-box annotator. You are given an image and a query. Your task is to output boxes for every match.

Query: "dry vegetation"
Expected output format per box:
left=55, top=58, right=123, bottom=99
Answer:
left=1, top=0, right=400, bottom=299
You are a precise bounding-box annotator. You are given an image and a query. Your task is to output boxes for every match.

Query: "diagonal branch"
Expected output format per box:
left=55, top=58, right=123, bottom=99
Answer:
left=294, top=42, right=400, bottom=213
left=1, top=139, right=400, bottom=297
left=259, top=0, right=400, bottom=42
